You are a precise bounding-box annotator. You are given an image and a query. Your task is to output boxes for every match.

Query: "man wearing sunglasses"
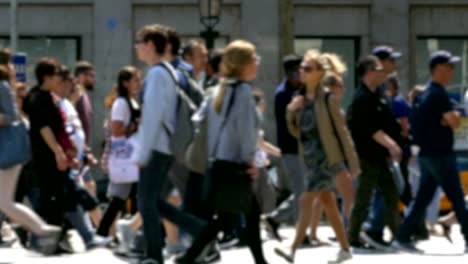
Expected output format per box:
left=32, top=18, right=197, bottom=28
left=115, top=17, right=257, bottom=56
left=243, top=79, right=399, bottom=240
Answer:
left=347, top=55, right=402, bottom=250
left=360, top=47, right=424, bottom=250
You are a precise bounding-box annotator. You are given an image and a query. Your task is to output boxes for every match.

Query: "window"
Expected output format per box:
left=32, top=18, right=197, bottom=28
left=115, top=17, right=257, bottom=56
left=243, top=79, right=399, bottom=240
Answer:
left=0, top=36, right=80, bottom=85
left=416, top=37, right=468, bottom=92
left=294, top=37, right=360, bottom=108
left=416, top=38, right=468, bottom=150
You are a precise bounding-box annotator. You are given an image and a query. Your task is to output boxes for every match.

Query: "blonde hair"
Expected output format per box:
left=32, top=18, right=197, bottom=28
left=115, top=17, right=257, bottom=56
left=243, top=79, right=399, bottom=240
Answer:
left=213, top=40, right=256, bottom=113
left=303, top=50, right=347, bottom=74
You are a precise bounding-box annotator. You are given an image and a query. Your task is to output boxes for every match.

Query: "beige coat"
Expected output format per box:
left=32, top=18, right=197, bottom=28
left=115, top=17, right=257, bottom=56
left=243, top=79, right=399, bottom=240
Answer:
left=286, top=84, right=361, bottom=177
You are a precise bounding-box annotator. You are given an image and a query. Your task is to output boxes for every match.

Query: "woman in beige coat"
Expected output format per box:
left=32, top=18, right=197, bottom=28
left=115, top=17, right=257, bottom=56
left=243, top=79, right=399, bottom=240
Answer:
left=274, top=50, right=360, bottom=263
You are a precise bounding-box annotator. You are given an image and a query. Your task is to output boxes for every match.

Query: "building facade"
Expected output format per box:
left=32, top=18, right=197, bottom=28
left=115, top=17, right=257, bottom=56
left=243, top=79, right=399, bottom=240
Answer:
left=1, top=0, right=468, bottom=155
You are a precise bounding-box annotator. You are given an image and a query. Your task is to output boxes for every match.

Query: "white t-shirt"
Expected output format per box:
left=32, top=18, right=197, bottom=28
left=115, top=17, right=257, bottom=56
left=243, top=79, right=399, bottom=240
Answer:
left=59, top=98, right=86, bottom=154
left=111, top=98, right=139, bottom=140
left=111, top=98, right=139, bottom=127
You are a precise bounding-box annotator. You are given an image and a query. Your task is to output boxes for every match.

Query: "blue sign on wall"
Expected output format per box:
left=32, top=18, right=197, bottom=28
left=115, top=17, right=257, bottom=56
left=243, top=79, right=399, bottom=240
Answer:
left=13, top=53, right=27, bottom=83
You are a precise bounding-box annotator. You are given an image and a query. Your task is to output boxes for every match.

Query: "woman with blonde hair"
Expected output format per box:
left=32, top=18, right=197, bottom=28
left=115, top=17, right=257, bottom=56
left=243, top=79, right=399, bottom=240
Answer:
left=274, top=50, right=360, bottom=263
left=176, top=40, right=267, bottom=264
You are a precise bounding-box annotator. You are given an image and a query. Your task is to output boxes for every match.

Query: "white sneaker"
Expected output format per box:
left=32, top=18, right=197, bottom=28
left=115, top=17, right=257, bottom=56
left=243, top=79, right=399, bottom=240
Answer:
left=164, top=241, right=187, bottom=260
left=328, top=249, right=352, bottom=264
left=116, top=219, right=136, bottom=252
left=86, top=235, right=112, bottom=250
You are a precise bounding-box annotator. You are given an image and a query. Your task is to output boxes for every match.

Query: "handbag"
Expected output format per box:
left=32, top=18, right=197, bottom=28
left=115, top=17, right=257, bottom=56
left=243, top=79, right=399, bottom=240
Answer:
left=108, top=135, right=139, bottom=183
left=0, top=120, right=31, bottom=169
left=204, top=82, right=254, bottom=214
left=184, top=102, right=208, bottom=174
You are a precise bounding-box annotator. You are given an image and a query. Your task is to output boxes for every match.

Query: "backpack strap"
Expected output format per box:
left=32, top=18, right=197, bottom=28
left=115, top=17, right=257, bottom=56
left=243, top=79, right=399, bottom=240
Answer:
left=210, top=82, right=239, bottom=160
left=159, top=61, right=197, bottom=111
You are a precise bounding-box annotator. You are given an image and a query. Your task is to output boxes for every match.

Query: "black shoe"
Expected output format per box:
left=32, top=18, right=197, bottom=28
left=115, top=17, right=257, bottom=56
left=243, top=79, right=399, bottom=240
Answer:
left=175, top=249, right=221, bottom=264
left=360, top=231, right=391, bottom=251
left=139, top=258, right=159, bottom=264
left=218, top=234, right=239, bottom=250
left=12, top=224, right=29, bottom=248
left=391, top=240, right=424, bottom=254
left=412, top=224, right=430, bottom=241
left=264, top=217, right=282, bottom=242
left=350, top=241, right=374, bottom=252
left=438, top=221, right=453, bottom=244
left=198, top=243, right=221, bottom=264
left=57, top=238, right=74, bottom=254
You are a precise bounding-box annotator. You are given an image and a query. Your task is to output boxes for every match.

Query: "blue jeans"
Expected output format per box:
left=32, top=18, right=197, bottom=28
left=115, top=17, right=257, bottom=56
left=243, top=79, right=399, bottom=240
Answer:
left=138, top=151, right=206, bottom=262
left=364, top=191, right=385, bottom=235
left=397, top=154, right=468, bottom=243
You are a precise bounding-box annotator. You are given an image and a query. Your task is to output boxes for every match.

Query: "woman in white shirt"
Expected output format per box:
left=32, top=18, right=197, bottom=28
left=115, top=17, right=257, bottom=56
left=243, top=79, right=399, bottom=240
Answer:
left=97, top=66, right=141, bottom=237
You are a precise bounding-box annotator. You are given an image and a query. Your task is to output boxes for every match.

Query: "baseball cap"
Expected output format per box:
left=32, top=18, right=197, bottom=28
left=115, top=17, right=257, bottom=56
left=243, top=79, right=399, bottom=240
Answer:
left=372, top=46, right=402, bottom=60
left=429, top=50, right=461, bottom=70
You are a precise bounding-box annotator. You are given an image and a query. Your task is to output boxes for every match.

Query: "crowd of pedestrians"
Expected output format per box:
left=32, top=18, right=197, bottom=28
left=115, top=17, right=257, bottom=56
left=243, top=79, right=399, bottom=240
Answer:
left=1, top=23, right=468, bottom=264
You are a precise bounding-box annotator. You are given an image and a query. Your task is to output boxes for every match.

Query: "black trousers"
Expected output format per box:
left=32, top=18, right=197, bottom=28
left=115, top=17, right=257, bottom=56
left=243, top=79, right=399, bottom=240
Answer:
left=183, top=197, right=267, bottom=264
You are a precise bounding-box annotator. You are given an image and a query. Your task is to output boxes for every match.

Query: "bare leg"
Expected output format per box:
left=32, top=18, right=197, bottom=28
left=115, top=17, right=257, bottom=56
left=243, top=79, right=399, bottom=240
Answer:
left=163, top=193, right=182, bottom=246
left=0, top=166, right=59, bottom=235
left=439, top=211, right=457, bottom=226
left=336, top=171, right=355, bottom=222
left=309, top=197, right=324, bottom=241
left=291, top=192, right=318, bottom=250
left=320, top=192, right=350, bottom=250
left=129, top=213, right=142, bottom=230
left=89, top=207, right=102, bottom=227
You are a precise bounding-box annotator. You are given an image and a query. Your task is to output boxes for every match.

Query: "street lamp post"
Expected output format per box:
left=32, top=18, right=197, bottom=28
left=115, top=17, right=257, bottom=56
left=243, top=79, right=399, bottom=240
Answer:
left=199, top=0, right=222, bottom=50
left=10, top=0, right=18, bottom=53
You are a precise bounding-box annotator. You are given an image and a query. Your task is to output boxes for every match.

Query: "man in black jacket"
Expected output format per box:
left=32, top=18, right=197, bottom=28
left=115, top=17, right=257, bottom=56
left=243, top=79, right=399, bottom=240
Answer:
left=347, top=55, right=402, bottom=249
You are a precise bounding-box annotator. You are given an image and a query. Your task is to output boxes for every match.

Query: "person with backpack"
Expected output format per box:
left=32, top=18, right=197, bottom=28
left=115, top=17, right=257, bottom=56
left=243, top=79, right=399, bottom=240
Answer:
left=133, top=24, right=207, bottom=264
left=393, top=51, right=468, bottom=253
left=274, top=50, right=359, bottom=264
left=176, top=39, right=268, bottom=264
left=166, top=27, right=205, bottom=222
left=97, top=66, right=141, bottom=238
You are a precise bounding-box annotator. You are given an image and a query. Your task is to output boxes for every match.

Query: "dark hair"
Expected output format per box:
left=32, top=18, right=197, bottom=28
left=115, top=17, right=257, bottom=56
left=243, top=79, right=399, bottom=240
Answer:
left=323, top=72, right=341, bottom=87
left=58, top=65, right=73, bottom=81
left=137, top=24, right=168, bottom=55
left=387, top=73, right=400, bottom=90
left=0, top=48, right=12, bottom=65
left=0, top=65, right=9, bottom=81
left=105, top=66, right=140, bottom=108
left=208, top=49, right=223, bottom=73
left=282, top=54, right=302, bottom=72
left=166, top=27, right=181, bottom=56
left=252, top=88, right=265, bottom=105
left=74, top=61, right=94, bottom=77
left=35, top=57, right=59, bottom=86
left=181, top=40, right=205, bottom=58
left=356, top=55, right=380, bottom=79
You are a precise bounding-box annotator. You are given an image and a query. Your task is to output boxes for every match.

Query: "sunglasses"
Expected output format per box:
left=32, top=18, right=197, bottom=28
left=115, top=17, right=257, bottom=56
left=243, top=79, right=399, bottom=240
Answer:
left=300, top=63, right=320, bottom=73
